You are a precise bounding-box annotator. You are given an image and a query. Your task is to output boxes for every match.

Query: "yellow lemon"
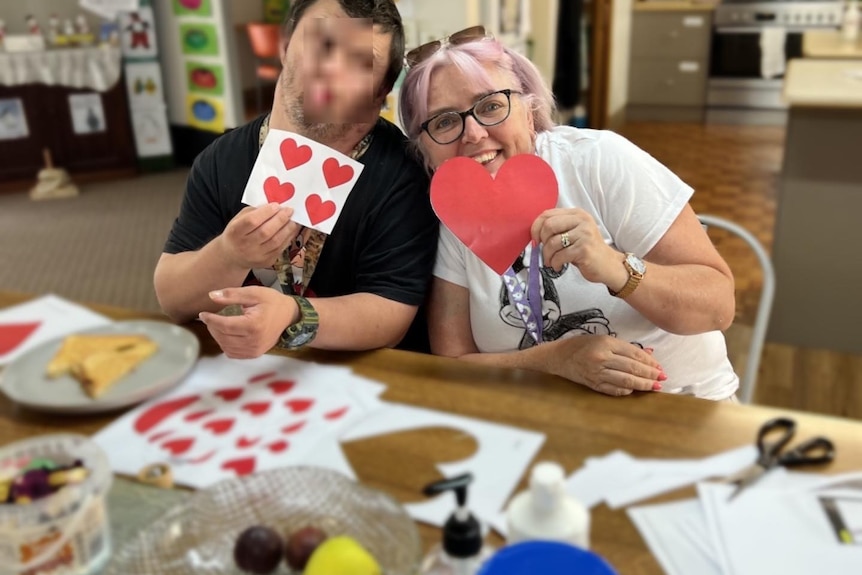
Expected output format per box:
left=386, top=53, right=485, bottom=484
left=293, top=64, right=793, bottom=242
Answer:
left=303, top=535, right=382, bottom=575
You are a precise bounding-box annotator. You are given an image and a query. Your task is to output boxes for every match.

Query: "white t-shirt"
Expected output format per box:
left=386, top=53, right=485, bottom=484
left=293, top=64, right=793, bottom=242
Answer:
left=433, top=127, right=739, bottom=400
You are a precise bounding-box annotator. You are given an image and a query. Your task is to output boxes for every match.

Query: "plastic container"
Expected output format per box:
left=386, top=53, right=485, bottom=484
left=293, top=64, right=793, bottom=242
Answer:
left=0, top=434, right=113, bottom=575
left=477, top=541, right=618, bottom=575
left=506, top=461, right=590, bottom=548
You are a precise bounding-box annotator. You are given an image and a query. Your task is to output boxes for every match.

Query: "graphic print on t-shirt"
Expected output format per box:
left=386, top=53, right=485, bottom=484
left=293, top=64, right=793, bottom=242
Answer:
left=499, top=252, right=616, bottom=350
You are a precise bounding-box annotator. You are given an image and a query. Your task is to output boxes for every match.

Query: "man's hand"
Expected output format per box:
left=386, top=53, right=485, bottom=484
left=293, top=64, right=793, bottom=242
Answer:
left=218, top=204, right=301, bottom=270
left=198, top=287, right=300, bottom=359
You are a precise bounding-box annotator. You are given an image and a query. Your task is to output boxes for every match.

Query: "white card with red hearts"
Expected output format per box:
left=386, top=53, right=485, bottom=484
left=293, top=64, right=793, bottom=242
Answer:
left=93, top=354, right=384, bottom=488
left=0, top=295, right=111, bottom=366
left=241, top=129, right=364, bottom=235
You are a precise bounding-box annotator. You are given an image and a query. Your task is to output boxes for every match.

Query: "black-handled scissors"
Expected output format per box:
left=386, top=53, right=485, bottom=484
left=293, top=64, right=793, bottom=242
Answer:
left=724, top=417, right=835, bottom=501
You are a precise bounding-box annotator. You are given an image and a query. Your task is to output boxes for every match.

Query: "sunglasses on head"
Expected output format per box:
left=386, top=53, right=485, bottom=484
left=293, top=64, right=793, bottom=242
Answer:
left=404, top=26, right=493, bottom=68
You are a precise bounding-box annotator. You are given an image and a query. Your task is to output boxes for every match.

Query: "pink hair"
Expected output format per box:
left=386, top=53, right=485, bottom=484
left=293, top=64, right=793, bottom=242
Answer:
left=399, top=38, right=555, bottom=150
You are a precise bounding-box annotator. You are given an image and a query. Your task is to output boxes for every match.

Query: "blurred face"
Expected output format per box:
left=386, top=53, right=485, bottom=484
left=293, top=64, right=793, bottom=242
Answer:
left=279, top=0, right=391, bottom=139
left=420, top=63, right=534, bottom=177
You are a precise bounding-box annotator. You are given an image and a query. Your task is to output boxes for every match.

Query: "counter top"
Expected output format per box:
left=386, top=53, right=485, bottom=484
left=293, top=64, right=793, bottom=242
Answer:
left=633, top=1, right=717, bottom=12
left=803, top=30, right=862, bottom=59
left=784, top=58, right=862, bottom=108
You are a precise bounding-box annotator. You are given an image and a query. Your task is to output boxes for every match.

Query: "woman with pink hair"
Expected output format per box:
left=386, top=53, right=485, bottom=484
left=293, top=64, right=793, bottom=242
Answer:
left=399, top=28, right=739, bottom=400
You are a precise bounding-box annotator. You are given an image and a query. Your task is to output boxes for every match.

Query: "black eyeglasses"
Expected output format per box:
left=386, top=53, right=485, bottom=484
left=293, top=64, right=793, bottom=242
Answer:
left=420, top=89, right=520, bottom=145
left=404, top=25, right=492, bottom=68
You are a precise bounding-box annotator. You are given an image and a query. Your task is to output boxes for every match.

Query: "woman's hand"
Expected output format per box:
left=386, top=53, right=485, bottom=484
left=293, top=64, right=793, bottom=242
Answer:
left=546, top=335, right=665, bottom=396
left=198, top=287, right=299, bottom=359
left=531, top=208, right=625, bottom=288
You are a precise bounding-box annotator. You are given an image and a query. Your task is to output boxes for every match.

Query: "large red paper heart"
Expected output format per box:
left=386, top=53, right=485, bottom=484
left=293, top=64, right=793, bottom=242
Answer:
left=430, top=155, right=559, bottom=274
left=280, top=138, right=313, bottom=170
left=264, top=176, right=296, bottom=204
left=135, top=396, right=199, bottom=434
left=222, top=456, right=256, bottom=476
left=322, top=158, right=354, bottom=188
left=0, top=322, right=41, bottom=356
left=305, top=194, right=336, bottom=226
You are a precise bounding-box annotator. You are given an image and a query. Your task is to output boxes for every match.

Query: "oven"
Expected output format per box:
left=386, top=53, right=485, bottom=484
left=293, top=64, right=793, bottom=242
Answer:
left=706, top=1, right=844, bottom=124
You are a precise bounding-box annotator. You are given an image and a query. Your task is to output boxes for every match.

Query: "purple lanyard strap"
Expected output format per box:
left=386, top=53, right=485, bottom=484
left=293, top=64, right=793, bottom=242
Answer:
left=502, top=244, right=543, bottom=345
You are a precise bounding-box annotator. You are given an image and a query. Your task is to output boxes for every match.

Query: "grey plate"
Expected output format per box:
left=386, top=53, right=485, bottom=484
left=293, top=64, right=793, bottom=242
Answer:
left=0, top=320, right=199, bottom=415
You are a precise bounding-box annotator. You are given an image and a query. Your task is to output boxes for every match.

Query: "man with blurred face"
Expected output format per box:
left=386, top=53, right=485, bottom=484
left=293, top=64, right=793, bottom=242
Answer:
left=154, top=0, right=438, bottom=358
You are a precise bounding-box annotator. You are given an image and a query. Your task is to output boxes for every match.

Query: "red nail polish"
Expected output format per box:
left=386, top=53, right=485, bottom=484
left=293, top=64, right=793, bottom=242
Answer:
left=658, top=372, right=668, bottom=382
left=652, top=382, right=663, bottom=391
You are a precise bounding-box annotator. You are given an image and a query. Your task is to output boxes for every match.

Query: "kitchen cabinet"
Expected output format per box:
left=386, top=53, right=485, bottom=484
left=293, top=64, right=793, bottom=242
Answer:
left=626, top=5, right=714, bottom=122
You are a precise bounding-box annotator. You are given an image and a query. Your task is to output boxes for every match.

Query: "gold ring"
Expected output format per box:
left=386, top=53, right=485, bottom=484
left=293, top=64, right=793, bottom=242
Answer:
left=560, top=232, right=571, bottom=248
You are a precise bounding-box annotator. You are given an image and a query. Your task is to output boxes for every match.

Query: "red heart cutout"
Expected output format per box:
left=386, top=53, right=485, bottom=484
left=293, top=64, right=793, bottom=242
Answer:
left=264, top=176, right=296, bottom=204
left=242, top=401, right=270, bottom=416
left=161, top=437, right=195, bottom=456
left=430, top=155, right=559, bottom=275
left=184, top=409, right=214, bottom=422
left=267, top=380, right=295, bottom=395
left=148, top=430, right=174, bottom=443
left=305, top=194, right=336, bottom=226
left=221, top=456, right=256, bottom=476
left=135, top=396, right=199, bottom=434
left=188, top=450, right=217, bottom=465
left=248, top=371, right=277, bottom=384
left=322, top=158, right=355, bottom=188
left=285, top=398, right=314, bottom=414
left=214, top=388, right=243, bottom=402
left=204, top=418, right=235, bottom=435
left=280, top=138, right=313, bottom=170
left=237, top=436, right=261, bottom=449
left=325, top=406, right=349, bottom=421
left=0, top=322, right=41, bottom=356
left=281, top=421, right=306, bottom=434
left=267, top=440, right=289, bottom=453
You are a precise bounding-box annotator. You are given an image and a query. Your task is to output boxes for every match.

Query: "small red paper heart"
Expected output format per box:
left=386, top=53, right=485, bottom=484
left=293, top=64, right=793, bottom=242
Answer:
left=248, top=371, right=277, bottom=384
left=430, top=155, right=559, bottom=275
left=162, top=437, right=195, bottom=456
left=214, top=388, right=243, bottom=402
left=0, top=322, right=41, bottom=356
left=148, top=430, right=174, bottom=443
left=267, top=380, right=295, bottom=395
left=305, top=194, right=336, bottom=226
left=184, top=409, right=214, bottom=422
left=322, top=157, right=354, bottom=188
left=221, top=456, right=256, bottom=476
left=281, top=421, right=306, bottom=434
left=324, top=406, right=349, bottom=421
left=135, top=395, right=199, bottom=434
left=188, top=450, right=217, bottom=465
left=284, top=398, right=314, bottom=414
left=242, top=401, right=270, bottom=416
left=264, top=176, right=296, bottom=204
left=204, top=418, right=235, bottom=435
left=237, top=436, right=261, bottom=449
left=267, top=440, right=289, bottom=453
left=280, top=138, right=313, bottom=170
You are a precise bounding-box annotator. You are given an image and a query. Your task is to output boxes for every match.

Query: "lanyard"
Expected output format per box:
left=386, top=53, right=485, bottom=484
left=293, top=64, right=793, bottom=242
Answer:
left=502, top=244, right=543, bottom=345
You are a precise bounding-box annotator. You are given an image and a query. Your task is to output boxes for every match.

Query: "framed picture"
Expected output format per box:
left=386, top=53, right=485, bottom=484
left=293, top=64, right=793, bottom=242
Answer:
left=125, top=62, right=165, bottom=108
left=68, top=93, right=107, bottom=135
left=179, top=23, right=220, bottom=57
left=118, top=7, right=159, bottom=59
left=185, top=61, right=225, bottom=96
left=0, top=99, right=30, bottom=141
left=186, top=95, right=224, bottom=133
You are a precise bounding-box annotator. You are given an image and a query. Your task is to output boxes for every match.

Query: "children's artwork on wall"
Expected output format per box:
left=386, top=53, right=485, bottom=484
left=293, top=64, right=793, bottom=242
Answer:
left=125, top=62, right=165, bottom=108
left=0, top=98, right=29, bottom=141
left=131, top=105, right=173, bottom=158
left=118, top=7, right=158, bottom=59
left=179, top=23, right=219, bottom=56
left=172, top=0, right=213, bottom=17
left=186, top=94, right=224, bottom=133
left=80, top=0, right=140, bottom=21
left=185, top=61, right=224, bottom=96
left=68, top=93, right=107, bottom=135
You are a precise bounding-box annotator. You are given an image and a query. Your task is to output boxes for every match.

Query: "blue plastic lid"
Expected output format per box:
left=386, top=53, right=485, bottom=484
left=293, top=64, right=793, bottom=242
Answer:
left=477, top=541, right=619, bottom=575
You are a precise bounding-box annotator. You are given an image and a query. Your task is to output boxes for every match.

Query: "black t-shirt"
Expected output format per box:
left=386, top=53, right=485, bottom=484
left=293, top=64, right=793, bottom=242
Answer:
left=164, top=116, right=439, bottom=352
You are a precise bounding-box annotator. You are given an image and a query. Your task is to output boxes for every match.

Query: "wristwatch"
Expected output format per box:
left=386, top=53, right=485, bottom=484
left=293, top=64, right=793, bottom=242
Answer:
left=278, top=296, right=319, bottom=349
left=608, top=253, right=646, bottom=300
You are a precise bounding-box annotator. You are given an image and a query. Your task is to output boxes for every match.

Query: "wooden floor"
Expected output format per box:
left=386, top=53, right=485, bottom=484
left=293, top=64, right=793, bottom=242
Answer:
left=619, top=122, right=862, bottom=420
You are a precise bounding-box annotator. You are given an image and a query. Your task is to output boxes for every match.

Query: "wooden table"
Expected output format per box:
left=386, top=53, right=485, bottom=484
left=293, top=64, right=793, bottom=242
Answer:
left=3, top=291, right=862, bottom=575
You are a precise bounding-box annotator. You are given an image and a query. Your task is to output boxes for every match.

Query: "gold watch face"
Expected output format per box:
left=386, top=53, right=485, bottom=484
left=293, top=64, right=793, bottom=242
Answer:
left=626, top=254, right=646, bottom=275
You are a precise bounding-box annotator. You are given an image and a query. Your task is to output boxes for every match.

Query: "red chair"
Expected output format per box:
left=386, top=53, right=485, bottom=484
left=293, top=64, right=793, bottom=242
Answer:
left=246, top=23, right=282, bottom=114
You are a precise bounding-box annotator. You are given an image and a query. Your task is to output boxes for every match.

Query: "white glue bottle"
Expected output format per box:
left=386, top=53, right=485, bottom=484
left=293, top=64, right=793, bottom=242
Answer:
left=505, top=461, right=590, bottom=548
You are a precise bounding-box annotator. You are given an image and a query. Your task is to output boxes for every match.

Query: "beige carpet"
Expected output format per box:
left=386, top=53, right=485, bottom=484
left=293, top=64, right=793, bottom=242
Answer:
left=0, top=170, right=188, bottom=314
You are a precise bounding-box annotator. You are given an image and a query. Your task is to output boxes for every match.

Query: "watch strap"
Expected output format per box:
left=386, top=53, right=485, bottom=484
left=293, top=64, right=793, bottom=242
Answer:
left=608, top=254, right=645, bottom=300
left=278, top=296, right=319, bottom=349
